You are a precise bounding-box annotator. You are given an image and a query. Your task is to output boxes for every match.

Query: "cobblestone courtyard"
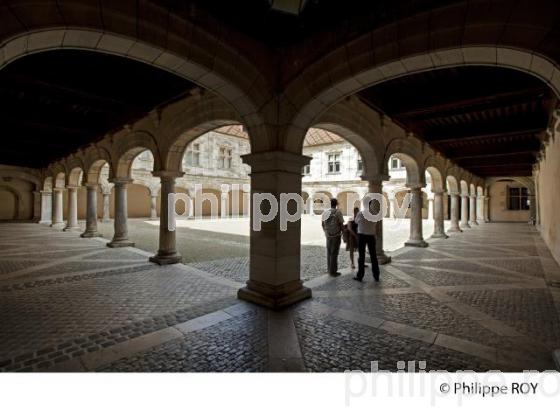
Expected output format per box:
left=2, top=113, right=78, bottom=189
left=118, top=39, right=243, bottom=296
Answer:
left=1, top=222, right=559, bottom=372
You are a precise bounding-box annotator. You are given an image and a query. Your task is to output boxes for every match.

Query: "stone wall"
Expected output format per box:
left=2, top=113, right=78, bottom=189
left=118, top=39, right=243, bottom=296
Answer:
left=0, top=176, right=35, bottom=220
left=537, top=135, right=560, bottom=264
left=488, top=181, right=530, bottom=222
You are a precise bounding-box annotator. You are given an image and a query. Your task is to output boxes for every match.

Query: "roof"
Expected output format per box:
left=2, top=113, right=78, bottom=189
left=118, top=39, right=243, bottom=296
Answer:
left=214, top=125, right=344, bottom=147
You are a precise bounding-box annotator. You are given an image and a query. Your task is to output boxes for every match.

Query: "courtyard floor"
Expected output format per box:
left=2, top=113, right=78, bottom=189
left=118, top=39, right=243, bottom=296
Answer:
left=0, top=221, right=559, bottom=372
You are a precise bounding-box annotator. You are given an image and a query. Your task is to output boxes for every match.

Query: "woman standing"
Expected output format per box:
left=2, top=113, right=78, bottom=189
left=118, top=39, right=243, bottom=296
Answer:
left=346, top=207, right=359, bottom=269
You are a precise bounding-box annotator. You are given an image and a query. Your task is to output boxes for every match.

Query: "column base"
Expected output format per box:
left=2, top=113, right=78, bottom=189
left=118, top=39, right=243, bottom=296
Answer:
left=459, top=223, right=471, bottom=229
left=469, top=220, right=479, bottom=225
left=39, top=220, right=52, bottom=225
left=430, top=232, right=449, bottom=239
left=107, top=240, right=135, bottom=248
left=63, top=225, right=81, bottom=232
left=149, top=252, right=182, bottom=265
left=50, top=222, right=65, bottom=229
left=377, top=252, right=392, bottom=265
left=81, top=231, right=103, bottom=238
left=238, top=279, right=311, bottom=309
left=447, top=226, right=462, bottom=233
left=405, top=239, right=429, bottom=248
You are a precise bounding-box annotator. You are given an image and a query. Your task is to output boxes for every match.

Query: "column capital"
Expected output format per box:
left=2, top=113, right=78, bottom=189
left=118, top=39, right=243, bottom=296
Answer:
left=40, top=190, right=52, bottom=195
left=361, top=173, right=390, bottom=184
left=406, top=183, right=424, bottom=190
left=83, top=181, right=98, bottom=188
left=66, top=185, right=80, bottom=191
left=109, top=177, right=133, bottom=185
left=242, top=151, right=310, bottom=174
left=432, top=189, right=446, bottom=195
left=152, top=170, right=184, bottom=179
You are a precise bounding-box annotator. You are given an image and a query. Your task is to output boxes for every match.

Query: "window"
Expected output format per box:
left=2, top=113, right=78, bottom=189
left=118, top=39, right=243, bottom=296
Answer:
left=185, top=143, right=201, bottom=167
left=302, top=164, right=311, bottom=175
left=507, top=187, right=529, bottom=210
left=391, top=158, right=400, bottom=169
left=357, top=157, right=363, bottom=172
left=218, top=146, right=232, bottom=169
left=327, top=153, right=341, bottom=173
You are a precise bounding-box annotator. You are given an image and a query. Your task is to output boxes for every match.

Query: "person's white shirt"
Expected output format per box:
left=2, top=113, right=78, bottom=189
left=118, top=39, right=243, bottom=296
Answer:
left=354, top=210, right=376, bottom=235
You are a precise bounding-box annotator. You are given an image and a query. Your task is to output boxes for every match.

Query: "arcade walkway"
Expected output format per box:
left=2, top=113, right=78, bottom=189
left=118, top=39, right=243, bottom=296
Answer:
left=0, top=222, right=559, bottom=372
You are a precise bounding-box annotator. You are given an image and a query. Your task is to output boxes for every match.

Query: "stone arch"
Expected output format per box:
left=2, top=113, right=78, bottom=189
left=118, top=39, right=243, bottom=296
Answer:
left=446, top=175, right=460, bottom=195
left=337, top=190, right=361, bottom=216
left=86, top=159, right=110, bottom=185
left=281, top=1, right=560, bottom=150
left=66, top=157, right=85, bottom=187
left=384, top=139, right=424, bottom=186
left=159, top=92, right=244, bottom=172
left=486, top=177, right=534, bottom=194
left=49, top=163, right=66, bottom=188
left=469, top=183, right=476, bottom=196
left=43, top=176, right=53, bottom=191
left=307, top=98, right=385, bottom=175
left=0, top=20, right=270, bottom=145
left=312, top=190, right=333, bottom=215
left=460, top=180, right=470, bottom=196
left=423, top=155, right=446, bottom=193
left=0, top=166, right=41, bottom=190
left=0, top=185, right=21, bottom=219
left=283, top=0, right=560, bottom=147
left=113, top=132, right=160, bottom=179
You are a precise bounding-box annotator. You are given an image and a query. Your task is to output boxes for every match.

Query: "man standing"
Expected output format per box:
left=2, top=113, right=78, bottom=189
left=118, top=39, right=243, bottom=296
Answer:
left=322, top=198, right=344, bottom=277
left=354, top=198, right=381, bottom=282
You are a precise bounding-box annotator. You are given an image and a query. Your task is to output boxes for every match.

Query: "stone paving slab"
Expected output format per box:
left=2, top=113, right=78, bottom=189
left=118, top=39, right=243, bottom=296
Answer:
left=1, top=222, right=559, bottom=372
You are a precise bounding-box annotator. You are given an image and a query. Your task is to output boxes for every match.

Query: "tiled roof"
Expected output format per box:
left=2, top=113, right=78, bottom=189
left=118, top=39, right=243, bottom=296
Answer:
left=214, top=125, right=344, bottom=147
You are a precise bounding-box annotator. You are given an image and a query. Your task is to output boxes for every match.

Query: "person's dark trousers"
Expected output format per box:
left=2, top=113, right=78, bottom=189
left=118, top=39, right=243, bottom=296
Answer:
left=357, top=234, right=380, bottom=280
left=326, top=235, right=341, bottom=275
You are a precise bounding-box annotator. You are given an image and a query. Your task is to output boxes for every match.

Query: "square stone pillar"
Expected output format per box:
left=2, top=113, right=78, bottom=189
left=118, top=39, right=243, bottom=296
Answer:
left=238, top=151, right=311, bottom=309
left=39, top=191, right=52, bottom=225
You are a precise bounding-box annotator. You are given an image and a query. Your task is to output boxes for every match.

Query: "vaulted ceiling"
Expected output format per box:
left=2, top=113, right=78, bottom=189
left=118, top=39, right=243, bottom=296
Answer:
left=0, top=50, right=196, bottom=168
left=359, top=66, right=554, bottom=177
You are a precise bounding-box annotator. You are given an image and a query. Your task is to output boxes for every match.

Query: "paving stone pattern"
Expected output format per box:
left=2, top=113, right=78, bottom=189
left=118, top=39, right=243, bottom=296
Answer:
left=1, top=222, right=559, bottom=372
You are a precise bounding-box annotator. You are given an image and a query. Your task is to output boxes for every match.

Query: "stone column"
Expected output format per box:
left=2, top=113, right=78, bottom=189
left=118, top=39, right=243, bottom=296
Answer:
left=405, top=186, right=428, bottom=247
left=63, top=186, right=80, bottom=231
left=102, top=192, right=111, bottom=222
left=447, top=193, right=462, bottom=233
left=81, top=184, right=102, bottom=238
left=150, top=171, right=183, bottom=265
left=32, top=191, right=41, bottom=222
left=366, top=177, right=391, bottom=264
left=484, top=196, right=490, bottom=222
left=469, top=195, right=478, bottom=225
left=238, top=151, right=311, bottom=308
left=427, top=196, right=434, bottom=220
left=50, top=188, right=65, bottom=228
left=107, top=178, right=134, bottom=248
left=431, top=190, right=448, bottom=239
left=220, top=191, right=229, bottom=218
left=150, top=194, right=158, bottom=220
left=39, top=191, right=52, bottom=224
left=460, top=194, right=471, bottom=229
left=477, top=195, right=486, bottom=223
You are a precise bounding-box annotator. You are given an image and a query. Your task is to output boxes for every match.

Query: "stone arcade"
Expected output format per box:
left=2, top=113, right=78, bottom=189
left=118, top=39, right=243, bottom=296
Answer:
left=0, top=0, right=559, bottom=372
